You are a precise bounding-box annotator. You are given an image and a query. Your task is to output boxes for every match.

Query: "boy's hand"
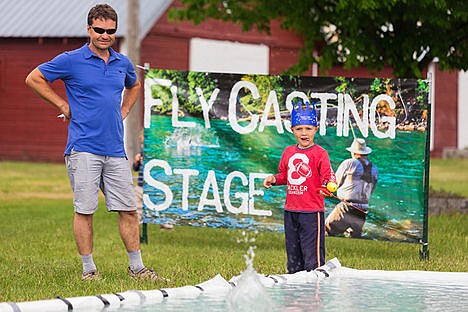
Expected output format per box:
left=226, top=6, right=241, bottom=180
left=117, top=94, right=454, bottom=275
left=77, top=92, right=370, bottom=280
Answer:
left=263, top=175, right=276, bottom=189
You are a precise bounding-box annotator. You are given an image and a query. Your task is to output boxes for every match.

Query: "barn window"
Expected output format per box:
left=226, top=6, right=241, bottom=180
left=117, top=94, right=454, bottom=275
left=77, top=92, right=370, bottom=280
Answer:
left=189, top=38, right=269, bottom=75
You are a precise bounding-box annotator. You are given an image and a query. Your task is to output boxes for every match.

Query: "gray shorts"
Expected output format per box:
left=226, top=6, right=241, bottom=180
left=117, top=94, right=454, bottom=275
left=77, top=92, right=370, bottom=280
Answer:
left=65, top=150, right=136, bottom=214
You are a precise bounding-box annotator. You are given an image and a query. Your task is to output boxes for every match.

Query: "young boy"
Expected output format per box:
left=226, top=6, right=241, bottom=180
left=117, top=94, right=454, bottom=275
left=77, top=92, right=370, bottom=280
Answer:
left=263, top=101, right=337, bottom=273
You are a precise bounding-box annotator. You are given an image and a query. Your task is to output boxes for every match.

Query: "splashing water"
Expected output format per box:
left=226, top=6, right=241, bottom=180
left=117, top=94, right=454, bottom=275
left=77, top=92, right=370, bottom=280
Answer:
left=227, top=232, right=272, bottom=311
left=163, top=125, right=220, bottom=155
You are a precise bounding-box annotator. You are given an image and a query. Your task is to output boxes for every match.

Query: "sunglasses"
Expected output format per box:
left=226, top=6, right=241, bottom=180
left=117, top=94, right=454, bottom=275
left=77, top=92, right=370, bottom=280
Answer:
left=90, top=26, right=117, bottom=35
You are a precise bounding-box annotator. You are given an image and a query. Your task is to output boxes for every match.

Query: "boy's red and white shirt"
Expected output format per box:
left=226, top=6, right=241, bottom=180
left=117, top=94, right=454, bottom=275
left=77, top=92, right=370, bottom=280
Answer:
left=275, top=144, right=336, bottom=213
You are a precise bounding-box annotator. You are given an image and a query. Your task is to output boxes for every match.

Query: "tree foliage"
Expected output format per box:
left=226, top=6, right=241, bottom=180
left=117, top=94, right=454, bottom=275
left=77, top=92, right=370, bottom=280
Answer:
left=169, top=0, right=468, bottom=78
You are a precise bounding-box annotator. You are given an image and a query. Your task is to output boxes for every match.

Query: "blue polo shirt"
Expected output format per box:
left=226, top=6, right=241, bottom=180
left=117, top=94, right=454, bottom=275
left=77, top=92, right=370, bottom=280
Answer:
left=38, top=44, right=137, bottom=156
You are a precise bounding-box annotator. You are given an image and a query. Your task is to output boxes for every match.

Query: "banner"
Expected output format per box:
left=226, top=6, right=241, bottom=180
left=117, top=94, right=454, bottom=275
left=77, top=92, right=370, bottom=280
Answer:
left=142, top=69, right=430, bottom=243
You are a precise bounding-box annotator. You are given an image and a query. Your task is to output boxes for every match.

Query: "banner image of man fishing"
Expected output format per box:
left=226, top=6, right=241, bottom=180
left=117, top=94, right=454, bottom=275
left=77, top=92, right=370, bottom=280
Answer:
left=141, top=69, right=429, bottom=243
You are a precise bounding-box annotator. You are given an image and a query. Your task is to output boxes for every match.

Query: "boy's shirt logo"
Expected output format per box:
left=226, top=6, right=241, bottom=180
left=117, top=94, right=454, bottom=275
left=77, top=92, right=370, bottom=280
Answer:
left=295, top=162, right=312, bottom=178
left=287, top=153, right=312, bottom=186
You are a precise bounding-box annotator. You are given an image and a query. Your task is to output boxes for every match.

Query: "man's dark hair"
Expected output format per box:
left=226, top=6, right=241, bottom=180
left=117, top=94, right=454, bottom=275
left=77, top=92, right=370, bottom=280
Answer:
left=87, top=4, right=118, bottom=28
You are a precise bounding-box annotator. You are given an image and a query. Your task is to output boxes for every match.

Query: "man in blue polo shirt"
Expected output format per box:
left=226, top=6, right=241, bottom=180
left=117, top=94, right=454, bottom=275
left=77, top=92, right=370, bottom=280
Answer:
left=25, top=3, right=166, bottom=282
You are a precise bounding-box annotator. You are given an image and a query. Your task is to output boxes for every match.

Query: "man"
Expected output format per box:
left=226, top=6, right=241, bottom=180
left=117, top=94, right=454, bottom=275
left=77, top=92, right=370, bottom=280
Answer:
left=325, top=138, right=378, bottom=238
left=25, top=4, right=165, bottom=282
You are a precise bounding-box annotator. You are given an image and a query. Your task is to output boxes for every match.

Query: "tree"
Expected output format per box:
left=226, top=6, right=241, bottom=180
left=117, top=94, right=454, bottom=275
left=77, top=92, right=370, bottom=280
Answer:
left=168, top=0, right=468, bottom=78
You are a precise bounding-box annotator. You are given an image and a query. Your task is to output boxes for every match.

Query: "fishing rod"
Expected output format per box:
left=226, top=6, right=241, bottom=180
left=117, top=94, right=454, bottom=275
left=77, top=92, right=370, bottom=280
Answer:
left=316, top=187, right=367, bottom=214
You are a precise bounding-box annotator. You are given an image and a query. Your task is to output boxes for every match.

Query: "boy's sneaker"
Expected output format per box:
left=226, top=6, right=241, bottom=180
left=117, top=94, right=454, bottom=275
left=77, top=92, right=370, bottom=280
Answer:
left=128, top=267, right=169, bottom=282
left=81, top=270, right=101, bottom=281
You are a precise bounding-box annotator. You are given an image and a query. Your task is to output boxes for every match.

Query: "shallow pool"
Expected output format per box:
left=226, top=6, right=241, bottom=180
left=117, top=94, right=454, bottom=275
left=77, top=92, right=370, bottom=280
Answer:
left=2, top=261, right=467, bottom=312
left=116, top=269, right=468, bottom=312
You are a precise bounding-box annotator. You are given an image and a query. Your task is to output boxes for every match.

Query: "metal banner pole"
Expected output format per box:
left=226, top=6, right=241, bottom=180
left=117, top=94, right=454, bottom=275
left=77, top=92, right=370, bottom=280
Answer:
left=420, top=74, right=432, bottom=261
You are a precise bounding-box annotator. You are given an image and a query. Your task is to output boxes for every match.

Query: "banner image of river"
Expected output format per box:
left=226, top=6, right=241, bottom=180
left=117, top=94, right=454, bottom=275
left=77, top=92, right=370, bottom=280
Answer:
left=141, top=69, right=430, bottom=243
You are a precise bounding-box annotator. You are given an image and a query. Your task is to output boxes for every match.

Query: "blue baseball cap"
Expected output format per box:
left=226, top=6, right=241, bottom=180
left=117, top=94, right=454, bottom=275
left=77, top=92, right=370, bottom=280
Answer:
left=291, top=101, right=317, bottom=127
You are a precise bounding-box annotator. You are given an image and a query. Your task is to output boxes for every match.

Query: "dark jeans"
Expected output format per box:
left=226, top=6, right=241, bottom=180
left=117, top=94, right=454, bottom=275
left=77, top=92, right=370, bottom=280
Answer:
left=284, top=210, right=325, bottom=274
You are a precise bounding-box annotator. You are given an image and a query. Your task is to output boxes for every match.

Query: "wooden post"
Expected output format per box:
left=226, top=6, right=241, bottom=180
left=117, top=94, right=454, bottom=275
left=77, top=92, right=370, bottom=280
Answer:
left=125, top=0, right=142, bottom=164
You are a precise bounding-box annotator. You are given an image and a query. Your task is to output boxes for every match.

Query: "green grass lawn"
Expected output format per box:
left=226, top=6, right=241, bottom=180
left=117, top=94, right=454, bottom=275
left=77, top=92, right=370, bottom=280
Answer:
left=430, top=158, right=468, bottom=197
left=0, top=160, right=467, bottom=302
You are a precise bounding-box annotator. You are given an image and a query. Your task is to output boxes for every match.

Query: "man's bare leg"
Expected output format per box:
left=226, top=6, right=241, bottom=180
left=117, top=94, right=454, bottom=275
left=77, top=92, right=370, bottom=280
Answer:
left=119, top=211, right=145, bottom=272
left=118, top=210, right=140, bottom=252
left=74, top=212, right=98, bottom=278
left=74, top=212, right=93, bottom=255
